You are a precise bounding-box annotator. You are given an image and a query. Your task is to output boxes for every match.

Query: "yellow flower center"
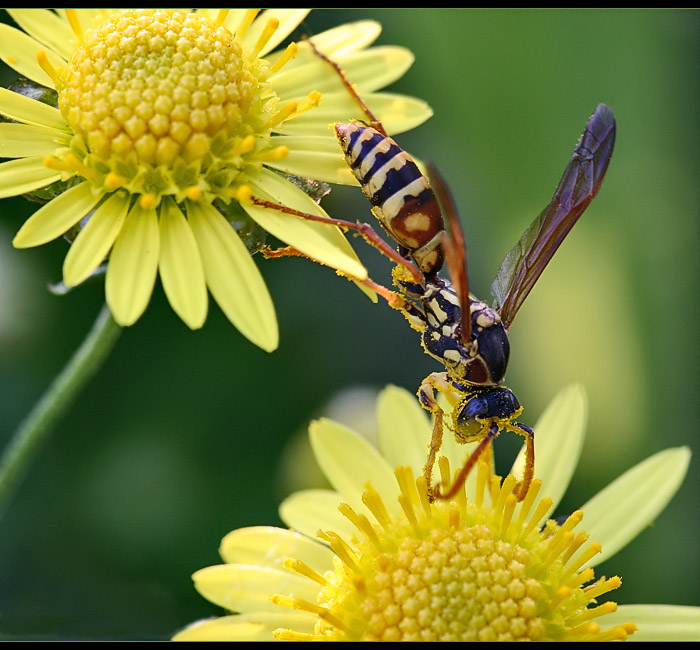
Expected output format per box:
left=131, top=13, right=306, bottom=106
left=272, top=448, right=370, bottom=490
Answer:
left=274, top=461, right=637, bottom=641
left=356, top=525, right=542, bottom=641
left=41, top=9, right=310, bottom=209
left=60, top=9, right=257, bottom=166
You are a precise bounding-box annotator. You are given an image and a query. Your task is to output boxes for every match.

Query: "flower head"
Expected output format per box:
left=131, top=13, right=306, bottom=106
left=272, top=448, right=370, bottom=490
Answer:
left=174, top=384, right=697, bottom=641
left=0, top=9, right=431, bottom=348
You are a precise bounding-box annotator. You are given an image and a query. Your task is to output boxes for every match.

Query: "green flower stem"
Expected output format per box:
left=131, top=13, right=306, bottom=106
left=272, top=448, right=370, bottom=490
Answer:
left=0, top=303, right=122, bottom=517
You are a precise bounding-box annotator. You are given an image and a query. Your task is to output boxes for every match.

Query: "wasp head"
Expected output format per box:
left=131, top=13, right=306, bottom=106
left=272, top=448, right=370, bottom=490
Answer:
left=453, top=386, right=521, bottom=443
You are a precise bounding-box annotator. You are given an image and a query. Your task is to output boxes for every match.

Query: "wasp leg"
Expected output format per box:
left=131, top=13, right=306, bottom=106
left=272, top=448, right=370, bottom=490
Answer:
left=434, top=422, right=500, bottom=501
left=418, top=371, right=455, bottom=498
left=512, top=423, right=535, bottom=502
left=306, top=38, right=385, bottom=135
left=424, top=410, right=444, bottom=502
left=248, top=194, right=423, bottom=284
left=261, top=244, right=420, bottom=319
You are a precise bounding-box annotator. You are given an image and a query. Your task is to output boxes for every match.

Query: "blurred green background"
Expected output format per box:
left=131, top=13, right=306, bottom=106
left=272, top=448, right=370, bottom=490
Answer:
left=0, top=8, right=697, bottom=640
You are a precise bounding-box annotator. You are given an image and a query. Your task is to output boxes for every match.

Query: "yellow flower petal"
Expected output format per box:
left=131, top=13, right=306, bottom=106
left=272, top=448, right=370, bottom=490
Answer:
left=304, top=20, right=382, bottom=58
left=276, top=93, right=433, bottom=139
left=105, top=202, right=160, bottom=327
left=173, top=612, right=316, bottom=642
left=193, top=564, right=319, bottom=614
left=374, top=93, right=434, bottom=135
left=174, top=617, right=272, bottom=642
left=376, top=384, right=431, bottom=475
left=12, top=181, right=98, bottom=246
left=309, top=418, right=400, bottom=517
left=606, top=605, right=700, bottom=642
left=212, top=8, right=249, bottom=33
left=265, top=135, right=355, bottom=185
left=0, top=87, right=68, bottom=131
left=219, top=526, right=334, bottom=573
left=244, top=168, right=367, bottom=280
left=511, top=383, right=587, bottom=515
left=56, top=9, right=111, bottom=26
left=158, top=198, right=208, bottom=330
left=0, top=156, right=62, bottom=200
left=63, top=190, right=129, bottom=286
left=240, top=9, right=310, bottom=57
left=279, top=489, right=355, bottom=541
left=0, top=122, right=72, bottom=158
left=6, top=9, right=75, bottom=59
left=579, top=446, right=691, bottom=567
left=271, top=46, right=415, bottom=100
left=0, top=22, right=66, bottom=88
left=186, top=199, right=278, bottom=352
left=341, top=46, right=416, bottom=93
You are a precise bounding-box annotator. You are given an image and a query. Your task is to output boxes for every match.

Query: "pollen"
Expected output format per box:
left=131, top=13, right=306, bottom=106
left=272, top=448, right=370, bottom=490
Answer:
left=59, top=9, right=258, bottom=165
left=273, top=462, right=636, bottom=641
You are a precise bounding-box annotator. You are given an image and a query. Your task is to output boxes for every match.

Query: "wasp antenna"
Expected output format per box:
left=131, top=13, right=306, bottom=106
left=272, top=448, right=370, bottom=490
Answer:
left=426, top=163, right=471, bottom=344
left=306, top=37, right=385, bottom=134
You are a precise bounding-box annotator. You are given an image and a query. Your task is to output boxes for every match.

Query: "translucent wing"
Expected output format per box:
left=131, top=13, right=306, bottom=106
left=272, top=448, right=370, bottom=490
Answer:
left=427, top=163, right=471, bottom=343
left=491, top=104, right=616, bottom=329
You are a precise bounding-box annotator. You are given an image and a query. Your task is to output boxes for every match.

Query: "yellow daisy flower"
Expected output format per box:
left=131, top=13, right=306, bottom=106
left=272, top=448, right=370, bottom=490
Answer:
left=173, top=384, right=697, bottom=641
left=0, top=9, right=432, bottom=349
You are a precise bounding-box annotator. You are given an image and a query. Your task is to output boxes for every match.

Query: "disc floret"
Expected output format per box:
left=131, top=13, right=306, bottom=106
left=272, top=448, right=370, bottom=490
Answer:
left=47, top=9, right=293, bottom=209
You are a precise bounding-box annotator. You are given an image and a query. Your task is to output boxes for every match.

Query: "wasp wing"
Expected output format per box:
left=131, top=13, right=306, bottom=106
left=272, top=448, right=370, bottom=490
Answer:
left=491, top=104, right=616, bottom=329
left=427, top=162, right=472, bottom=343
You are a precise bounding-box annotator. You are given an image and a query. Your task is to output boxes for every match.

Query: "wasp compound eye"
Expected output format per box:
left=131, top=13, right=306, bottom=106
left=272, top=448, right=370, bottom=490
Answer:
left=459, top=395, right=490, bottom=422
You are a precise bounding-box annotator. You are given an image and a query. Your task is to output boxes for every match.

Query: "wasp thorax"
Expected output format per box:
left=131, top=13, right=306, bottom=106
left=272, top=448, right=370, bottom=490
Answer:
left=463, top=305, right=510, bottom=385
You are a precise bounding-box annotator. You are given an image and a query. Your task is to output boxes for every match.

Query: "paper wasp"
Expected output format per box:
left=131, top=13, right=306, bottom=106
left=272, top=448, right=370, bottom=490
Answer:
left=251, top=40, right=616, bottom=501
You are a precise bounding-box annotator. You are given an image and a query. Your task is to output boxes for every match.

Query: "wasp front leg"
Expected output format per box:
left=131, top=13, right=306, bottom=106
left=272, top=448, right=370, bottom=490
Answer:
left=417, top=371, right=459, bottom=496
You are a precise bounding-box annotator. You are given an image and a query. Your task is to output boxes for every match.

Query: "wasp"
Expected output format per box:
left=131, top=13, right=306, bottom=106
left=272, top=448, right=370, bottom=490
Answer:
left=336, top=104, right=615, bottom=500
left=253, top=41, right=617, bottom=501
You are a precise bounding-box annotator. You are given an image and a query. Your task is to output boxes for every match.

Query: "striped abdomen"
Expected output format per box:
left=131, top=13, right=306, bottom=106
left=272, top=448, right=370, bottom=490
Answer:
left=335, top=122, right=445, bottom=275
